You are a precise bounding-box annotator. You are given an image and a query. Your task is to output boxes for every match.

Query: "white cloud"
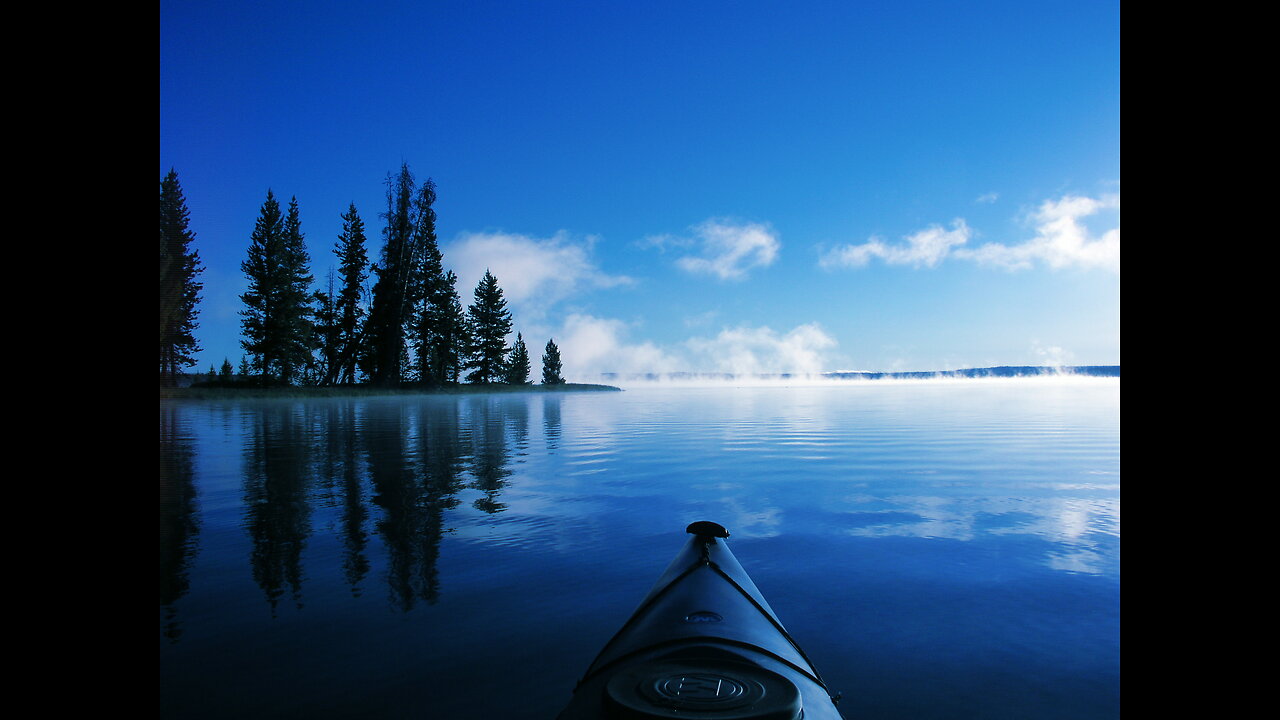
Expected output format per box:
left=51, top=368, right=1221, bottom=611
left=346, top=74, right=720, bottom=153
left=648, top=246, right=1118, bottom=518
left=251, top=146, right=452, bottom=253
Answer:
left=670, top=219, right=780, bottom=280
left=957, top=194, right=1120, bottom=272
left=553, top=313, right=681, bottom=381
left=976, top=192, right=1000, bottom=204
left=545, top=315, right=840, bottom=380
left=443, top=231, right=631, bottom=318
left=820, top=219, right=972, bottom=269
left=818, top=193, right=1120, bottom=273
left=684, top=323, right=839, bottom=376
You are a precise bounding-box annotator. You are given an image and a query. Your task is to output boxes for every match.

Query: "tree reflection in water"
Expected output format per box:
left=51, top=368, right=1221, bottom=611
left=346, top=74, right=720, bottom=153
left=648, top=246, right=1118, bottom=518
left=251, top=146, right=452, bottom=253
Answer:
left=242, top=403, right=312, bottom=614
left=159, top=404, right=199, bottom=641
left=171, top=396, right=530, bottom=617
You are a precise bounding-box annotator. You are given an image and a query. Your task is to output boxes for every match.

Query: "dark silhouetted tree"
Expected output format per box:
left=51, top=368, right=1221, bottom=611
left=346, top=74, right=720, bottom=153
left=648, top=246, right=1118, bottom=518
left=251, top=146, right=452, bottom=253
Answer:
left=240, top=191, right=283, bottom=378
left=421, top=269, right=469, bottom=385
left=159, top=170, right=203, bottom=386
left=464, top=270, right=513, bottom=384
left=365, top=165, right=420, bottom=385
left=277, top=197, right=315, bottom=383
left=541, top=338, right=564, bottom=385
left=312, top=271, right=339, bottom=384
left=332, top=203, right=369, bottom=384
left=409, top=178, right=453, bottom=385
left=240, top=191, right=315, bottom=383
left=505, top=333, right=530, bottom=384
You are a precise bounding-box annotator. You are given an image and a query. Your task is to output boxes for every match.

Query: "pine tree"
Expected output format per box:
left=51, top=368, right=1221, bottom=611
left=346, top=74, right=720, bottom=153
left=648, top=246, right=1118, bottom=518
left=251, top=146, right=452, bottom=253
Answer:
left=240, top=190, right=284, bottom=379
left=542, top=338, right=564, bottom=385
left=159, top=169, right=203, bottom=387
left=505, top=333, right=531, bottom=384
left=312, top=271, right=340, bottom=385
left=421, top=269, right=470, bottom=385
left=219, top=358, right=233, bottom=382
left=239, top=191, right=314, bottom=384
left=410, top=178, right=447, bottom=384
left=464, top=270, right=513, bottom=384
left=332, top=203, right=369, bottom=384
left=365, top=165, right=419, bottom=386
left=277, top=197, right=315, bottom=384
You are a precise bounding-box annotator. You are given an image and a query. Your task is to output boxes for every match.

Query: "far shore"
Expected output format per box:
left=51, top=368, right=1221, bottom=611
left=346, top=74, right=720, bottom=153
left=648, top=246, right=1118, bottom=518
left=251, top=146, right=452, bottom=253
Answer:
left=160, top=383, right=622, bottom=400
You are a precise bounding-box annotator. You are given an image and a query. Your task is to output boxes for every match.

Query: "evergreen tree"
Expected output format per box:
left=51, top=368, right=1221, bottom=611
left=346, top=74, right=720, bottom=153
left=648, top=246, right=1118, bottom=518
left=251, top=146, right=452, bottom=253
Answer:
left=277, top=197, right=315, bottom=384
left=505, top=333, right=531, bottom=384
left=409, top=178, right=447, bottom=384
left=402, top=179, right=469, bottom=386
left=159, top=170, right=203, bottom=387
left=541, top=338, right=564, bottom=385
left=365, top=165, right=419, bottom=385
left=239, top=191, right=315, bottom=383
left=464, top=270, right=513, bottom=384
left=239, top=190, right=284, bottom=378
left=332, top=203, right=369, bottom=384
left=219, top=358, right=233, bottom=382
left=421, top=269, right=470, bottom=385
left=312, top=271, right=340, bottom=385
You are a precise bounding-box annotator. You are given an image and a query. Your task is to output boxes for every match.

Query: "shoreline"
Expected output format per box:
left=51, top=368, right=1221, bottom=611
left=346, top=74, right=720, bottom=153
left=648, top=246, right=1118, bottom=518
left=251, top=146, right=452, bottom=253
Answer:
left=160, top=383, right=622, bottom=400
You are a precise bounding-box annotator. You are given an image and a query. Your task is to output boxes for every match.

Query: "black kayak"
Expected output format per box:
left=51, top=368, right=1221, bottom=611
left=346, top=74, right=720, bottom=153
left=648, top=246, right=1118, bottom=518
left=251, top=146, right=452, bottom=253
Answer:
left=557, top=521, right=844, bottom=720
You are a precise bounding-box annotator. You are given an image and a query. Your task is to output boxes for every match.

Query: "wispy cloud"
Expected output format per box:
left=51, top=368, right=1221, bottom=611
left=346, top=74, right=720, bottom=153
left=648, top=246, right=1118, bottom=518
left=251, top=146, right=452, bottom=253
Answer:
left=444, top=231, right=632, bottom=319
left=684, top=323, right=839, bottom=376
left=819, top=193, right=1120, bottom=273
left=1030, top=340, right=1075, bottom=367
left=683, top=309, right=720, bottom=328
left=976, top=192, right=1000, bottom=204
left=547, top=314, right=840, bottom=380
left=553, top=313, right=682, bottom=380
left=957, top=194, right=1120, bottom=272
left=657, top=219, right=780, bottom=280
left=820, top=219, right=972, bottom=269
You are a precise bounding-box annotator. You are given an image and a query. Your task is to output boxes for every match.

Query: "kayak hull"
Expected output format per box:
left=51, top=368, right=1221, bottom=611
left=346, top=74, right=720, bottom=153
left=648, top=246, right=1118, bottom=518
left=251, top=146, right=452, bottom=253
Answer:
left=557, top=523, right=843, bottom=720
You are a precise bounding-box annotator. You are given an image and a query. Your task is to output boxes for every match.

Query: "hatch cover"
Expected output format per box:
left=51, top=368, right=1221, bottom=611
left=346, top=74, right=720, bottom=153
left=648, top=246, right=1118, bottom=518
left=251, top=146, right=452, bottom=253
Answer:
left=604, top=659, right=802, bottom=719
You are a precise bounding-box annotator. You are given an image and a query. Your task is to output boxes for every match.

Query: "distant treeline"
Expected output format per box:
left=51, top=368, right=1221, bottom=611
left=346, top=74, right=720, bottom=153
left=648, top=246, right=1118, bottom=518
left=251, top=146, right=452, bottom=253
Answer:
left=159, top=165, right=567, bottom=389
left=600, top=366, right=1121, bottom=382
left=823, top=365, right=1120, bottom=379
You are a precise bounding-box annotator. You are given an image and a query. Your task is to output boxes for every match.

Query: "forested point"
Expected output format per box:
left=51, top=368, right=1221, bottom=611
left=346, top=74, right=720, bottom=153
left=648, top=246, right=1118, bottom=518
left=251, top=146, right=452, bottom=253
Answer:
left=159, top=165, right=617, bottom=395
left=162, top=382, right=621, bottom=400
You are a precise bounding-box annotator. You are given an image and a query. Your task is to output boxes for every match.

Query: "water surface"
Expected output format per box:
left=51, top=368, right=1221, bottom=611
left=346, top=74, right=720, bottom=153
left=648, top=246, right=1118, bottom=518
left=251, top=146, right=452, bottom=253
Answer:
left=159, top=379, right=1119, bottom=719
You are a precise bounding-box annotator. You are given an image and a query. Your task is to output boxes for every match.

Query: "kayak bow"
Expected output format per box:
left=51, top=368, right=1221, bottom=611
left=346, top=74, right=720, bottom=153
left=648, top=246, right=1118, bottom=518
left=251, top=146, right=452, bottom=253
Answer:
left=557, top=521, right=844, bottom=719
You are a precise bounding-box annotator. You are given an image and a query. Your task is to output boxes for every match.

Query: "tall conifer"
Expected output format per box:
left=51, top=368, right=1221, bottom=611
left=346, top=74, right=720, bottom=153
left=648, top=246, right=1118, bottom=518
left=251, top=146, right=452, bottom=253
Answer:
left=277, top=197, right=315, bottom=384
left=239, top=191, right=314, bottom=383
left=464, top=270, right=513, bottom=384
left=365, top=165, right=418, bottom=385
left=422, top=269, right=469, bottom=385
left=541, top=338, right=564, bottom=385
left=240, top=191, right=284, bottom=378
left=332, top=203, right=369, bottom=384
left=505, top=333, right=531, bottom=384
left=410, top=178, right=446, bottom=384
left=159, top=170, right=203, bottom=386
left=312, top=271, right=340, bottom=385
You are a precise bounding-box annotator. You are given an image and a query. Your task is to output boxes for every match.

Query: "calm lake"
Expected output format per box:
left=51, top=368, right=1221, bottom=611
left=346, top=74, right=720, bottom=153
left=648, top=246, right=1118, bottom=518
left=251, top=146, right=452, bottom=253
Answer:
left=159, top=379, right=1120, bottom=719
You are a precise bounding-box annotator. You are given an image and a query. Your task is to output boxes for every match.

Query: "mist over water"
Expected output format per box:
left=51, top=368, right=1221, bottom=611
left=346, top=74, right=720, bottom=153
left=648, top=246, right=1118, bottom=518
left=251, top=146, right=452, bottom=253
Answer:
left=160, top=379, right=1119, bottom=719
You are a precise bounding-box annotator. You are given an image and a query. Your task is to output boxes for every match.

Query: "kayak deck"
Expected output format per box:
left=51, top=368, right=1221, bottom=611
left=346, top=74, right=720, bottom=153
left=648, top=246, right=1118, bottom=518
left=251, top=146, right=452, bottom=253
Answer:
left=557, top=522, right=844, bottom=719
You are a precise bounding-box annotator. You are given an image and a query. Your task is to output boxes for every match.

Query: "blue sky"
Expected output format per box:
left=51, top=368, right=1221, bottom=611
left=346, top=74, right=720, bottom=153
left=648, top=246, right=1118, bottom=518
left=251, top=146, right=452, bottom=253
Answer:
left=161, top=0, right=1119, bottom=379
